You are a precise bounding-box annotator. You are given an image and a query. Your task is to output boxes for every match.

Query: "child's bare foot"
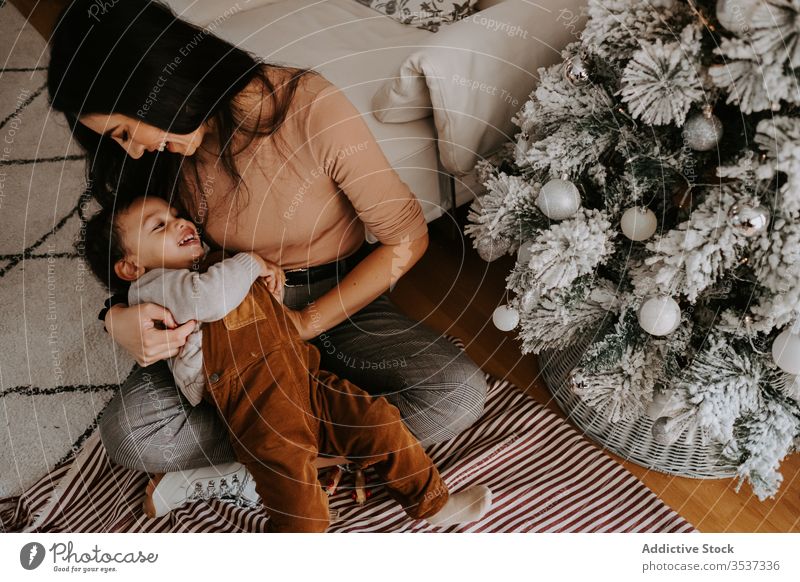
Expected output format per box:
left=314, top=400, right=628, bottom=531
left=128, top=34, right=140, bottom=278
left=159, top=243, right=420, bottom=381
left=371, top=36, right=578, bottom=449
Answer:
left=142, top=473, right=164, bottom=519
left=425, top=485, right=492, bottom=527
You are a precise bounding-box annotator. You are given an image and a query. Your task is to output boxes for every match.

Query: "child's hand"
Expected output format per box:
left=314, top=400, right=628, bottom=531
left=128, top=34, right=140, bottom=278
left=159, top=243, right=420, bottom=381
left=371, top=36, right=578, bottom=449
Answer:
left=261, top=260, right=286, bottom=303
left=248, top=253, right=286, bottom=303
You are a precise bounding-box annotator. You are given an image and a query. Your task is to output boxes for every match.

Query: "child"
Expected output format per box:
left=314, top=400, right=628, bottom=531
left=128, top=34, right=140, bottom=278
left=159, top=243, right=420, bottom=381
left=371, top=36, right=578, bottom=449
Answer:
left=81, top=196, right=492, bottom=532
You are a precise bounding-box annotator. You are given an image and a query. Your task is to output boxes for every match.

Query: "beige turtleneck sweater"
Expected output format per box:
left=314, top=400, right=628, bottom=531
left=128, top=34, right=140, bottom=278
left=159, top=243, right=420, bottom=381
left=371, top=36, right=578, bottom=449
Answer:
left=193, top=68, right=428, bottom=270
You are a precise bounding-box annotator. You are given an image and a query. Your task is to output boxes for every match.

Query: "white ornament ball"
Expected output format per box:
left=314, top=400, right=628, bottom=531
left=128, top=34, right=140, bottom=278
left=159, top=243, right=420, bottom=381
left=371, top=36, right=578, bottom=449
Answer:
left=492, top=305, right=520, bottom=331
left=638, top=296, right=682, bottom=336
left=620, top=207, right=658, bottom=241
left=536, top=178, right=582, bottom=220
left=772, top=329, right=800, bottom=375
left=715, top=0, right=759, bottom=34
left=682, top=112, right=724, bottom=151
left=476, top=237, right=510, bottom=262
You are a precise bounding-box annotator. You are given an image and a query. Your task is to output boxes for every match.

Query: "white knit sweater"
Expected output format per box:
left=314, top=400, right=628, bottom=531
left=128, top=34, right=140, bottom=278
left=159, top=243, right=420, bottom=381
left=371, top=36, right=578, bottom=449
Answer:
left=127, top=252, right=263, bottom=406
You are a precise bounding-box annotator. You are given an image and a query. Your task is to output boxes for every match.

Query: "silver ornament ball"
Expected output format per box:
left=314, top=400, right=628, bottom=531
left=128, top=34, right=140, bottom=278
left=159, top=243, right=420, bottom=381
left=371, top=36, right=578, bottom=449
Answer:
left=563, top=54, right=590, bottom=87
left=476, top=237, right=510, bottom=262
left=536, top=178, right=582, bottom=220
left=682, top=111, right=724, bottom=151
left=728, top=202, right=770, bottom=237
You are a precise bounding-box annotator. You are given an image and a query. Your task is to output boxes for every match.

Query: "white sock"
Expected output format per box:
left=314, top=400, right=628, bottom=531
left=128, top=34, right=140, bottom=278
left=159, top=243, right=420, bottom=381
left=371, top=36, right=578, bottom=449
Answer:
left=425, top=485, right=492, bottom=527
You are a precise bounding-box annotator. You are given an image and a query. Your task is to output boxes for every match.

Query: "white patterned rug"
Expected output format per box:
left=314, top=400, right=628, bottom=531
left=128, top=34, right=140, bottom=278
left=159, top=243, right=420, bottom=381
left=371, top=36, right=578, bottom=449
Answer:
left=0, top=2, right=134, bottom=500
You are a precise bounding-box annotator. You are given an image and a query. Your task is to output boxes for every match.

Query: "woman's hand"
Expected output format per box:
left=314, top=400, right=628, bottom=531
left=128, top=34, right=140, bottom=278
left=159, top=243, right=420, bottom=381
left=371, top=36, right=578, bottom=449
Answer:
left=282, top=307, right=316, bottom=341
left=105, top=303, right=196, bottom=367
left=290, top=235, right=428, bottom=339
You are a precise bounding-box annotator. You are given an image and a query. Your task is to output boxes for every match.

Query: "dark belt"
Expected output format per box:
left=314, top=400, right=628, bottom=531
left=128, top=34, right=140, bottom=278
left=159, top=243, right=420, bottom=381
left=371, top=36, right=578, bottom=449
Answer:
left=284, top=241, right=374, bottom=287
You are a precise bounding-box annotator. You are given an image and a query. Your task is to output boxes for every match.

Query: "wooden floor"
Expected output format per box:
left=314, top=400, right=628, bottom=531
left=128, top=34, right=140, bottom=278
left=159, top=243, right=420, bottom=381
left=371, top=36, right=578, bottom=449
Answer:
left=13, top=0, right=800, bottom=533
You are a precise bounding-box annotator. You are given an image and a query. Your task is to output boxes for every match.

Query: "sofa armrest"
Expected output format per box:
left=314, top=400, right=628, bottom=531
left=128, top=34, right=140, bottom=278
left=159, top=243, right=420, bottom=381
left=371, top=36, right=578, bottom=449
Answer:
left=159, top=0, right=283, bottom=26
left=371, top=0, right=588, bottom=175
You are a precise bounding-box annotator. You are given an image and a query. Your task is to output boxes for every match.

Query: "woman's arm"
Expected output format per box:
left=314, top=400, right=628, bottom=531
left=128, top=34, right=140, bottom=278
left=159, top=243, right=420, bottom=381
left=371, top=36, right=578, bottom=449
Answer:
left=104, top=303, right=196, bottom=367
left=289, top=233, right=429, bottom=340
left=286, top=79, right=431, bottom=339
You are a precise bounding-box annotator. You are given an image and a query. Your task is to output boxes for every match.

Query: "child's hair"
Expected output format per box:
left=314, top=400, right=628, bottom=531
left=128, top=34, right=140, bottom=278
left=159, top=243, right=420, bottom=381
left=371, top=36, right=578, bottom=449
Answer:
left=78, top=198, right=137, bottom=294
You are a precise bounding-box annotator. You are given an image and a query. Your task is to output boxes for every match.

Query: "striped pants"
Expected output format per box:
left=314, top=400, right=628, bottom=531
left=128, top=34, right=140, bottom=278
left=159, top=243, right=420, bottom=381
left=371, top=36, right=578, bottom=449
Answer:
left=97, top=272, right=488, bottom=473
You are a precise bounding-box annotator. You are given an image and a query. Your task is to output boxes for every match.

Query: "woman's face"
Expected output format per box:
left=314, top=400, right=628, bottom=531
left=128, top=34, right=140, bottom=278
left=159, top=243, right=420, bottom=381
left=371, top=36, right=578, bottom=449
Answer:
left=78, top=113, right=209, bottom=159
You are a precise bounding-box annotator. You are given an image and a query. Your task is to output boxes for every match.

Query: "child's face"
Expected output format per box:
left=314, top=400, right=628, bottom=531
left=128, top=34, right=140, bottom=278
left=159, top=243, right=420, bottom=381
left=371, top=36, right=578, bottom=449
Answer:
left=117, top=197, right=203, bottom=275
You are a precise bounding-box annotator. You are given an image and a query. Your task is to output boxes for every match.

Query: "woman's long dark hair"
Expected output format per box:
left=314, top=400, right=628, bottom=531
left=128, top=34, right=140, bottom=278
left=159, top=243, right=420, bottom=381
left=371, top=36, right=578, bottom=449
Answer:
left=47, top=0, right=317, bottom=224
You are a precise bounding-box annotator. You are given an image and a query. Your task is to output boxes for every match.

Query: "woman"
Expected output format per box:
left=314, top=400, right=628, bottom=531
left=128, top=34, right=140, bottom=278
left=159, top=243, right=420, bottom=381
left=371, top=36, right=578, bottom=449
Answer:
left=47, top=0, right=487, bottom=512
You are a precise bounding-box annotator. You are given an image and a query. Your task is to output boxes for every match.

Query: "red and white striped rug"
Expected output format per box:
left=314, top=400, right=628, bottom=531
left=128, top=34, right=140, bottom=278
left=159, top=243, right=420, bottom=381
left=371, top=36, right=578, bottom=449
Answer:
left=0, top=373, right=695, bottom=533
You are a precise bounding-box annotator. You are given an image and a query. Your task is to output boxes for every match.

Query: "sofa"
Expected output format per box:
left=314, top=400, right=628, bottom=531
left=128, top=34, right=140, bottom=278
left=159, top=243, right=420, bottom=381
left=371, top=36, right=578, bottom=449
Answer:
left=162, top=0, right=588, bottom=237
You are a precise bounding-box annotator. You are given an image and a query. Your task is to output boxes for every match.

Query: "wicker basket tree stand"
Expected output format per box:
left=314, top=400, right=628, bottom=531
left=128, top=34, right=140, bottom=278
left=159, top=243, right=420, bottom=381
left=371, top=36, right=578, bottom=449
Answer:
left=538, top=337, right=739, bottom=479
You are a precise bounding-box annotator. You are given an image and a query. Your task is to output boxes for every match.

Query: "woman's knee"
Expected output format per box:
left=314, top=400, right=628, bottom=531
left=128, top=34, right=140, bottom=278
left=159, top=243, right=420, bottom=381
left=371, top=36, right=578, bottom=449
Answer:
left=98, top=361, right=233, bottom=473
left=98, top=410, right=173, bottom=473
left=397, top=360, right=489, bottom=446
left=98, top=362, right=174, bottom=471
left=98, top=398, right=166, bottom=473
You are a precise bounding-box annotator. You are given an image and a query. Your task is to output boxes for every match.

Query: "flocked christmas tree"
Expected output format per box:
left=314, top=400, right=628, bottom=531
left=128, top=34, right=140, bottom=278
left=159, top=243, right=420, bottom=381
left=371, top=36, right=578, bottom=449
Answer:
left=465, top=0, right=800, bottom=499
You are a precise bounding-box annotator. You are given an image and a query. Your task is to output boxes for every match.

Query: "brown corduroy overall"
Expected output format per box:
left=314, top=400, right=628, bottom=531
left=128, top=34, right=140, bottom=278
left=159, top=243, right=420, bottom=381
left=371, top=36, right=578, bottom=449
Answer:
left=200, top=274, right=450, bottom=532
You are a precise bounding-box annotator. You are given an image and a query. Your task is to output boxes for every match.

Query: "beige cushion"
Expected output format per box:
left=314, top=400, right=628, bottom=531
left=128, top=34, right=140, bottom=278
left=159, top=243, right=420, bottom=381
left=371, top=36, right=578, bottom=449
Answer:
left=372, top=0, right=589, bottom=175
